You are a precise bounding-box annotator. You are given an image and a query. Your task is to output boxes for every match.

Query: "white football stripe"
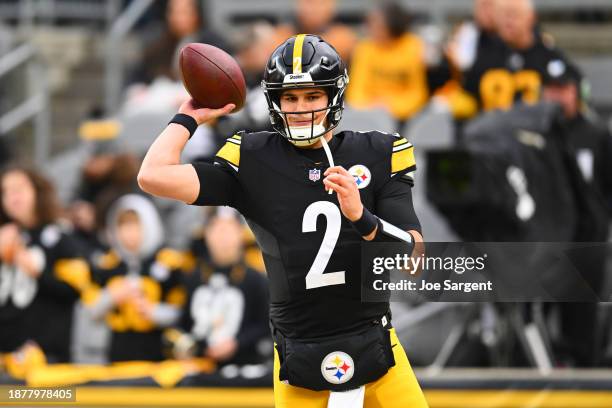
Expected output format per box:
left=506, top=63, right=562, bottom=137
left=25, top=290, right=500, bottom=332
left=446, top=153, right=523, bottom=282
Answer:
left=392, top=143, right=412, bottom=152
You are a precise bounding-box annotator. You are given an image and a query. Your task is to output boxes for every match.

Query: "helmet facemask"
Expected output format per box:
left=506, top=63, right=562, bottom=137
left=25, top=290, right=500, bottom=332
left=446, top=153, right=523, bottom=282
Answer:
left=263, top=75, right=348, bottom=147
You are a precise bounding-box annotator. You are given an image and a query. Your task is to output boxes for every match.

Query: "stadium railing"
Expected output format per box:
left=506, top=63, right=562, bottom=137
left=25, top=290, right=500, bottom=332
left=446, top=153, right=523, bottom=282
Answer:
left=0, top=0, right=121, bottom=27
left=0, top=42, right=50, bottom=163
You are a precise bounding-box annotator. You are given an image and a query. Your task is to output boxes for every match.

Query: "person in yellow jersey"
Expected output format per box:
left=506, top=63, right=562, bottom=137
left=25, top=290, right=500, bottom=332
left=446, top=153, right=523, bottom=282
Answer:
left=138, top=33, right=428, bottom=407
left=346, top=2, right=429, bottom=131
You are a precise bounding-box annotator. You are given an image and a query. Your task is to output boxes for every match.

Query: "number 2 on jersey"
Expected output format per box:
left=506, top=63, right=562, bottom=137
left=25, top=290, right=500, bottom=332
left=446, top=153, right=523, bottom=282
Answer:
left=302, top=201, right=345, bottom=289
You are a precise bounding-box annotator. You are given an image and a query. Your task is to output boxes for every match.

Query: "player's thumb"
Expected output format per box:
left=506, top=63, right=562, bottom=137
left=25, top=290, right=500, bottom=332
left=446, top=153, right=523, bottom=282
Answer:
left=210, top=104, right=235, bottom=117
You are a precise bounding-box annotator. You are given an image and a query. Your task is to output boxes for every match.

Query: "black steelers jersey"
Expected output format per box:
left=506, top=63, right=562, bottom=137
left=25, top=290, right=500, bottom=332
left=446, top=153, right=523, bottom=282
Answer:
left=463, top=32, right=559, bottom=112
left=191, top=130, right=420, bottom=339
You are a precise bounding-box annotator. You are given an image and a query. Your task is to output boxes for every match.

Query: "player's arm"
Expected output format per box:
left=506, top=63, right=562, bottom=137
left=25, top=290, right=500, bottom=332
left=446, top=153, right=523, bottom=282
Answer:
left=323, top=165, right=421, bottom=243
left=137, top=99, right=234, bottom=204
left=323, top=137, right=422, bottom=254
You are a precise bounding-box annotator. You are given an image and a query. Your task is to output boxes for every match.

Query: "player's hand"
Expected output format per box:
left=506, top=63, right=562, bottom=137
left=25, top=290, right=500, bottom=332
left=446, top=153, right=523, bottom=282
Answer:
left=323, top=166, right=363, bottom=222
left=206, top=338, right=238, bottom=362
left=178, top=98, right=235, bottom=126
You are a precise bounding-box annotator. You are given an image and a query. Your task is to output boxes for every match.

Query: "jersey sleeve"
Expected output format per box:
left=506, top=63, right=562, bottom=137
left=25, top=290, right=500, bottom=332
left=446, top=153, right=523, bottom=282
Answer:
left=371, top=134, right=421, bottom=233
left=375, top=174, right=421, bottom=233
left=190, top=134, right=245, bottom=209
left=390, top=136, right=416, bottom=186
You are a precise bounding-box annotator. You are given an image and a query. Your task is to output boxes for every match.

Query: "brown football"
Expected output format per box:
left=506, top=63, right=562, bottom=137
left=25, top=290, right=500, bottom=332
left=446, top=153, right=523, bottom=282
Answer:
left=179, top=43, right=246, bottom=112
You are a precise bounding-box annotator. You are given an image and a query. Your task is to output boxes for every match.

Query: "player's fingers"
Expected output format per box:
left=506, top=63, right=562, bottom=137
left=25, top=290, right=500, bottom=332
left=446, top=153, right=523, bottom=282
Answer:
left=323, top=178, right=349, bottom=196
left=326, top=173, right=357, bottom=190
left=335, top=166, right=352, bottom=177
left=324, top=166, right=346, bottom=176
left=207, top=103, right=235, bottom=117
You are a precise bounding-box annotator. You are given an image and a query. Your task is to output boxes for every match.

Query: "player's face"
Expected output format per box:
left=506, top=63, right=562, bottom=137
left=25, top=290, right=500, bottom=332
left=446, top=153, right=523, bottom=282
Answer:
left=1, top=170, right=37, bottom=227
left=280, top=88, right=329, bottom=127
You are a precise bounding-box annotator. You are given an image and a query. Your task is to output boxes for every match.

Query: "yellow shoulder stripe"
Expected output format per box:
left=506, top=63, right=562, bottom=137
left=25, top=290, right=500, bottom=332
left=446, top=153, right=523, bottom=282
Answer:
left=391, top=144, right=416, bottom=173
left=393, top=138, right=409, bottom=147
left=215, top=138, right=240, bottom=167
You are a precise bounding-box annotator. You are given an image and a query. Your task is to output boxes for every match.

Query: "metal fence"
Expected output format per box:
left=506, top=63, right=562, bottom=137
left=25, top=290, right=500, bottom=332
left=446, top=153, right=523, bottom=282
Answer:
left=0, top=42, right=50, bottom=163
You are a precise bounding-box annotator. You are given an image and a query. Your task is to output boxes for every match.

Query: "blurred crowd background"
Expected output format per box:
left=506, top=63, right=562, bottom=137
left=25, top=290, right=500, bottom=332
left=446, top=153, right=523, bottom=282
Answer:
left=1, top=0, right=612, bottom=390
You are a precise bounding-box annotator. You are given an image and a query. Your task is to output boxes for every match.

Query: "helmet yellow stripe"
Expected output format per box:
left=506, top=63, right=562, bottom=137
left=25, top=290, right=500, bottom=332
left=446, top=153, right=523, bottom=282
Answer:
left=292, top=34, right=306, bottom=74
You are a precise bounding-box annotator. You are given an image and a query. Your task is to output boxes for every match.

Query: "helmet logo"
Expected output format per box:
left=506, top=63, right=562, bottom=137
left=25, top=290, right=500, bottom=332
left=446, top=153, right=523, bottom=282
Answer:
left=283, top=72, right=313, bottom=84
left=293, top=56, right=302, bottom=73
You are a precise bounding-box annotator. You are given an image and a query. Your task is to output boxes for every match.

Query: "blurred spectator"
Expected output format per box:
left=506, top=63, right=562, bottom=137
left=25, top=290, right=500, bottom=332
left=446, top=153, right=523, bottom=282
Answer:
left=216, top=22, right=277, bottom=138
left=70, top=112, right=140, bottom=256
left=84, top=194, right=186, bottom=362
left=542, top=55, right=612, bottom=367
left=71, top=148, right=140, bottom=255
left=130, top=0, right=229, bottom=85
left=441, top=0, right=563, bottom=121
left=77, top=151, right=140, bottom=204
left=479, top=0, right=556, bottom=111
left=346, top=2, right=429, bottom=130
left=437, top=0, right=501, bottom=119
left=447, top=0, right=498, bottom=74
left=542, top=56, right=612, bottom=227
left=0, top=165, right=90, bottom=362
left=124, top=0, right=229, bottom=114
left=169, top=207, right=269, bottom=365
left=274, top=0, right=357, bottom=62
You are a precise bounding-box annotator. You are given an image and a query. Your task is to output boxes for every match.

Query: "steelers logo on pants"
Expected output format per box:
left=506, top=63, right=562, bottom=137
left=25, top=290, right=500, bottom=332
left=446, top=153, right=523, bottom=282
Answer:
left=348, top=164, right=372, bottom=189
left=321, top=351, right=355, bottom=384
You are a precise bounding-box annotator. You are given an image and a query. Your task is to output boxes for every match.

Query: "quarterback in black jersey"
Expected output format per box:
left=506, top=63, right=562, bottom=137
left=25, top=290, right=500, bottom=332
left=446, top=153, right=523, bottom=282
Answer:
left=139, top=34, right=428, bottom=407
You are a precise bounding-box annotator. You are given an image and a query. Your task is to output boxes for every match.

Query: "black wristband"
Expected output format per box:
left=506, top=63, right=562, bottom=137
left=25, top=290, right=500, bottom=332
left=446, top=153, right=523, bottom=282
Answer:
left=169, top=113, right=198, bottom=138
left=351, top=207, right=379, bottom=236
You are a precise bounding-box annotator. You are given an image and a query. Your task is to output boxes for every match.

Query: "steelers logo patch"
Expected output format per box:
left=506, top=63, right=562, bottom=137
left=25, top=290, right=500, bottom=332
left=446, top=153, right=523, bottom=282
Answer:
left=348, top=164, right=371, bottom=189
left=321, top=351, right=355, bottom=384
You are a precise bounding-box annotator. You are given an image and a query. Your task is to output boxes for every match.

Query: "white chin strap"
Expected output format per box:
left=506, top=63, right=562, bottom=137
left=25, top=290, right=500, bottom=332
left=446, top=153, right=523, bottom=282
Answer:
left=286, top=124, right=326, bottom=146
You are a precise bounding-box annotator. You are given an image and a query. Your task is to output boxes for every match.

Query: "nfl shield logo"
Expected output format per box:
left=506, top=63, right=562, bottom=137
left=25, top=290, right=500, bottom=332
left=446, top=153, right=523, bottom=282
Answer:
left=309, top=169, right=321, bottom=182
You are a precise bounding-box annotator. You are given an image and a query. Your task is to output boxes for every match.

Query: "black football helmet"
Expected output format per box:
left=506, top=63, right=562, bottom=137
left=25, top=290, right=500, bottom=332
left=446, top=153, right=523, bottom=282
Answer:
left=261, top=34, right=348, bottom=146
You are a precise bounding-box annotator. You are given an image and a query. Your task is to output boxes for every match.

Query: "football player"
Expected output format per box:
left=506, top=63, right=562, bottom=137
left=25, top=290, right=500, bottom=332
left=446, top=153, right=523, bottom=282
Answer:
left=138, top=34, right=428, bottom=407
